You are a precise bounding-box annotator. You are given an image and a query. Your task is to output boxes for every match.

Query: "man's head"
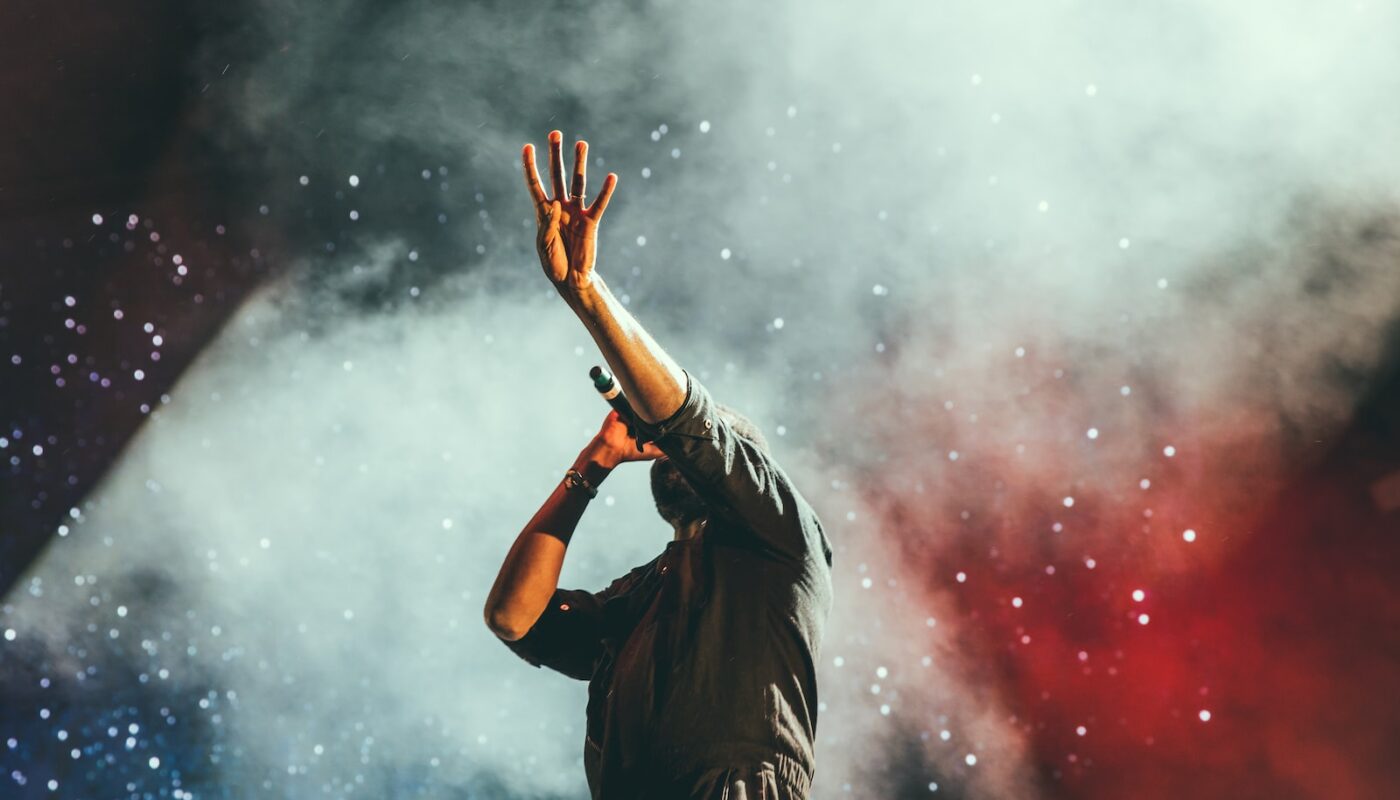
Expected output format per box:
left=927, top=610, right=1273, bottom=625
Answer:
left=649, top=404, right=770, bottom=528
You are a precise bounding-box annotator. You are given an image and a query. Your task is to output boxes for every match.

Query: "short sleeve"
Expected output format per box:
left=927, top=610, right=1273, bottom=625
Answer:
left=498, top=587, right=607, bottom=681
left=634, top=369, right=832, bottom=569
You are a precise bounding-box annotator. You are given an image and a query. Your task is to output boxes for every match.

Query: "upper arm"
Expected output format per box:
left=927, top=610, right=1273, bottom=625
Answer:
left=635, top=369, right=831, bottom=568
left=496, top=587, right=606, bottom=681
left=495, top=562, right=654, bottom=680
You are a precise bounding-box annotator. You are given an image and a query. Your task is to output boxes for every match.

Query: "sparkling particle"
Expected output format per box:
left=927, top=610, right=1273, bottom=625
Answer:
left=1199, top=709, right=1212, bottom=722
left=1183, top=529, right=1197, bottom=543
left=149, top=757, right=160, bottom=769
left=773, top=317, right=784, bottom=330
left=636, top=235, right=647, bottom=247
left=348, top=175, right=360, bottom=187
left=1140, top=478, right=1151, bottom=489
left=1085, top=558, right=1097, bottom=569
left=1076, top=726, right=1087, bottom=736
left=1118, top=237, right=1131, bottom=249
left=1137, top=613, right=1150, bottom=625
left=1132, top=589, right=1146, bottom=602
left=91, top=213, right=104, bottom=225
left=299, top=175, right=309, bottom=186
left=955, top=571, right=967, bottom=583
left=1012, top=597, right=1023, bottom=608
left=1063, top=496, right=1075, bottom=508
left=720, top=248, right=731, bottom=260
left=699, top=120, right=711, bottom=133
left=1121, top=385, right=1132, bottom=396
left=1015, top=346, right=1025, bottom=357
left=965, top=754, right=977, bottom=766
left=1163, top=445, right=1177, bottom=457
left=1087, top=427, right=1099, bottom=439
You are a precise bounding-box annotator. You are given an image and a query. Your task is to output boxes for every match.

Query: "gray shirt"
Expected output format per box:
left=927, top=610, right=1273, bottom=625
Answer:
left=501, top=369, right=834, bottom=798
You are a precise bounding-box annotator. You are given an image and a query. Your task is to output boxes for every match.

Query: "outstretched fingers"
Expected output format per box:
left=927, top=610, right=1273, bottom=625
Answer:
left=522, top=144, right=548, bottom=209
left=586, top=172, right=618, bottom=220
left=548, top=130, right=568, bottom=201
left=571, top=140, right=588, bottom=204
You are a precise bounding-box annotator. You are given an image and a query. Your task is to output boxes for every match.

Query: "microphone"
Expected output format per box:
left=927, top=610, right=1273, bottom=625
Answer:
left=590, top=365, right=649, bottom=451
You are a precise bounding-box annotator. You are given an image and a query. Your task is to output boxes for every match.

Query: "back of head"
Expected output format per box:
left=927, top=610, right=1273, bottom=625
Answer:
left=715, top=403, right=771, bottom=457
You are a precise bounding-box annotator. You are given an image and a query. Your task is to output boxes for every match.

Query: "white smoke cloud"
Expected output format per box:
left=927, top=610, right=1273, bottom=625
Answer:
left=7, top=0, right=1400, bottom=797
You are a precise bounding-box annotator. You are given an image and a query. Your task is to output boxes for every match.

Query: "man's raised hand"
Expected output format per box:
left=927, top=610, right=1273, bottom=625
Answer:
left=522, top=130, right=618, bottom=296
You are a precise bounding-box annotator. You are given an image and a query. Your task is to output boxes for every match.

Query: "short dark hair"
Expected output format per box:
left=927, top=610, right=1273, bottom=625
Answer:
left=715, top=403, right=771, bottom=457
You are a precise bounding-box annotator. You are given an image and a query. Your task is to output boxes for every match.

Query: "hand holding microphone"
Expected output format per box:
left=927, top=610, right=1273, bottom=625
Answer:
left=588, top=365, right=665, bottom=464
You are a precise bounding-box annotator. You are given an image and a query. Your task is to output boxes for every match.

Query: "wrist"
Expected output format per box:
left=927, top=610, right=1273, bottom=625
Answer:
left=575, top=442, right=618, bottom=481
left=566, top=273, right=609, bottom=316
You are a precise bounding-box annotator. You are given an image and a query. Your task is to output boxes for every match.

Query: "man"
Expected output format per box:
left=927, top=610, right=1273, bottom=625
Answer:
left=484, top=130, right=834, bottom=799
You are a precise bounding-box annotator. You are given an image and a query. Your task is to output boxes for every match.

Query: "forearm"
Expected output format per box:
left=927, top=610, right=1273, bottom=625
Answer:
left=568, top=273, right=687, bottom=425
left=483, top=446, right=614, bottom=640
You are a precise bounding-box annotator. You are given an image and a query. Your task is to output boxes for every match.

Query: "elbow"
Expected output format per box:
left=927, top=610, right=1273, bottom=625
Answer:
left=483, top=604, right=529, bottom=641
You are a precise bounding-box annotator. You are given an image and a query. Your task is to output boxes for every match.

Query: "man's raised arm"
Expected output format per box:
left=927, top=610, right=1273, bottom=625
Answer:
left=521, top=129, right=686, bottom=425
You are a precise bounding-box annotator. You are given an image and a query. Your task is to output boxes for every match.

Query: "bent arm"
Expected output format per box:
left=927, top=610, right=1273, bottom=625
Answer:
left=483, top=444, right=615, bottom=640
